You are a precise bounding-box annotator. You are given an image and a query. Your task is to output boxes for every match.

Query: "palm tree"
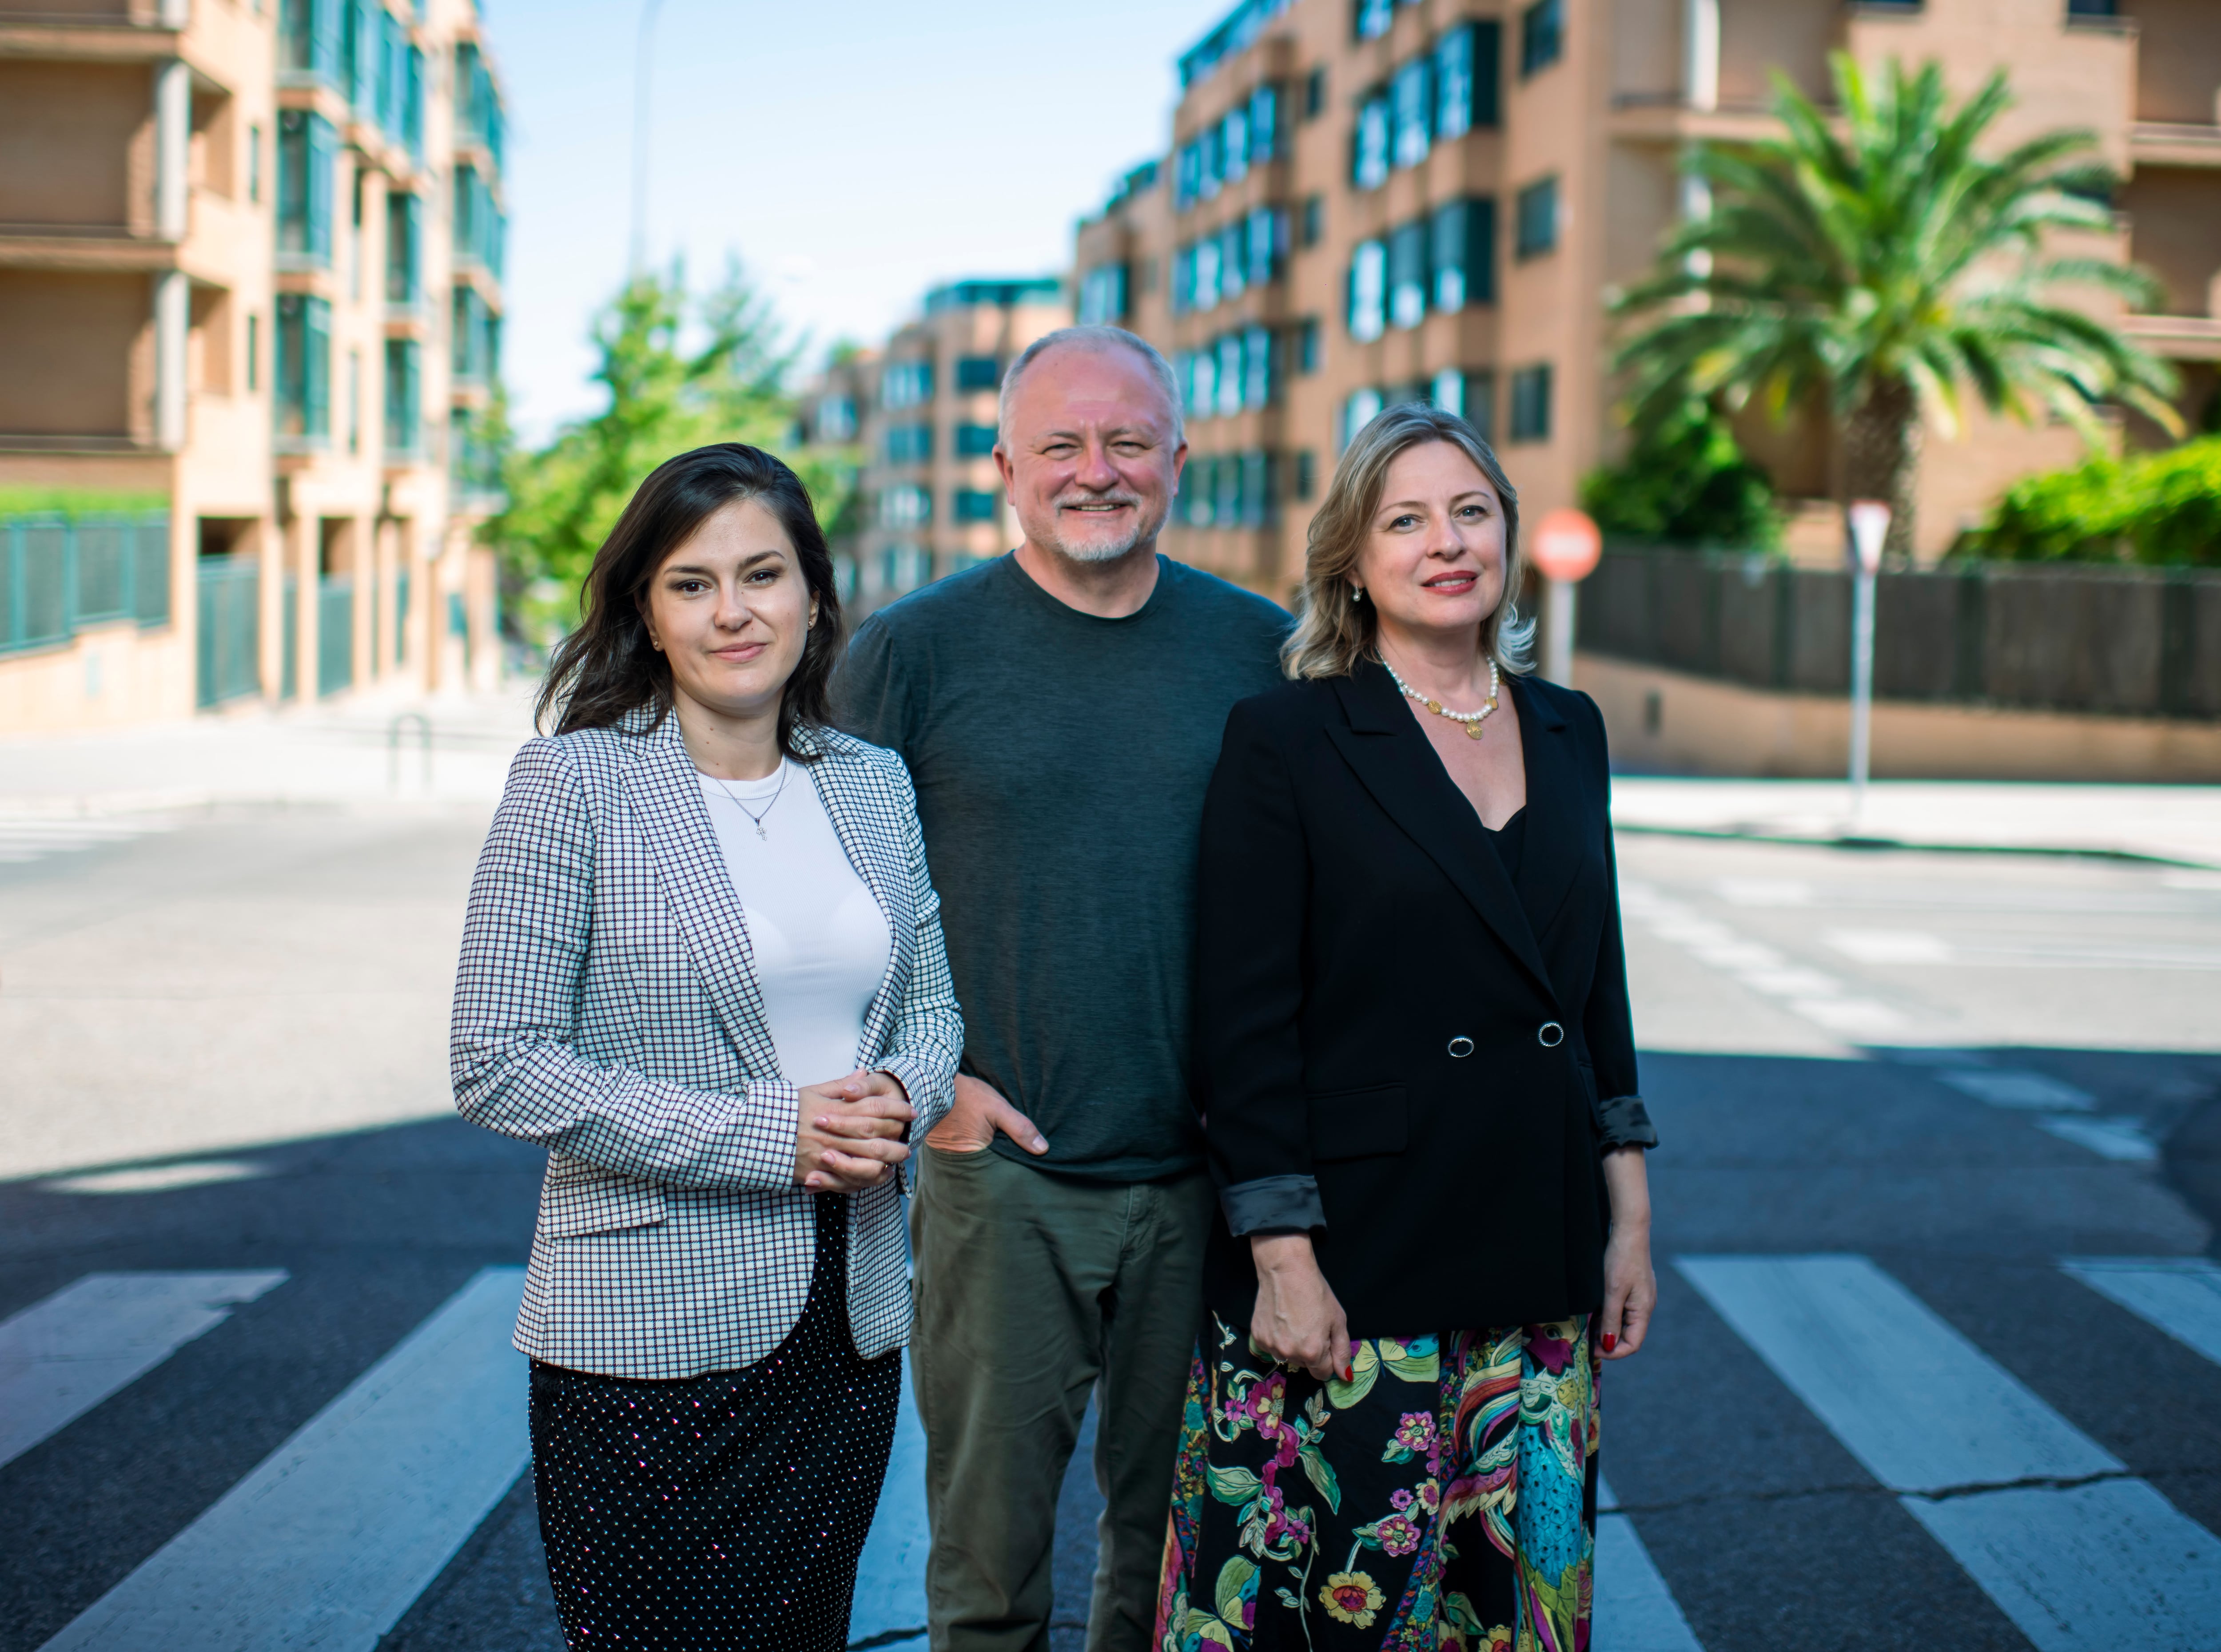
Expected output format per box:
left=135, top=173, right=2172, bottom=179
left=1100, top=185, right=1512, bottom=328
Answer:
left=1609, top=54, right=2179, bottom=558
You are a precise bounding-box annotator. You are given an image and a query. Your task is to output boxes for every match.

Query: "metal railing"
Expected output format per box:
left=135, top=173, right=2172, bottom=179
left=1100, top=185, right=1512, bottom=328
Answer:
left=2, top=512, right=171, bottom=656
left=194, top=555, right=260, bottom=708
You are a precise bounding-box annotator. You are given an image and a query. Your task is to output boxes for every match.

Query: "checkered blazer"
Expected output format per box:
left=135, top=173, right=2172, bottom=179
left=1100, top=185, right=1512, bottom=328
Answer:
left=451, top=706, right=962, bottom=1378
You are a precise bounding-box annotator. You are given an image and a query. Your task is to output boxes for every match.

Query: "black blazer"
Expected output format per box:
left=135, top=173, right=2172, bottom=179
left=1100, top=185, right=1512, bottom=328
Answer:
left=1194, top=661, right=1653, bottom=1338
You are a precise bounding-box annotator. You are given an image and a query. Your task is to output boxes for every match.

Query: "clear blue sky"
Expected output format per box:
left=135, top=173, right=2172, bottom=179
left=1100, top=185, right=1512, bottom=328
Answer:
left=491, top=0, right=1220, bottom=439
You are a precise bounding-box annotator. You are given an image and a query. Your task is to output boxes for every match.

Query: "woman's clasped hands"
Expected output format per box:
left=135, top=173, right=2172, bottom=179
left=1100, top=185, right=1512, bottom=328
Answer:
left=794, top=1070, right=914, bottom=1192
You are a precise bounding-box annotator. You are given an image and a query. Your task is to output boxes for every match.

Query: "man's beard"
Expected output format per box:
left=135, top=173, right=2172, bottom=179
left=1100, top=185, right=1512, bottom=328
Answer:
left=1039, top=495, right=1160, bottom=564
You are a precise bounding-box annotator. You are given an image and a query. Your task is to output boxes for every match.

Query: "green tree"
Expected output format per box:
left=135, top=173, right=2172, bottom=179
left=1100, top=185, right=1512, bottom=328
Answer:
left=1609, top=54, right=2180, bottom=558
left=491, top=261, right=854, bottom=640
left=1580, top=400, right=1780, bottom=550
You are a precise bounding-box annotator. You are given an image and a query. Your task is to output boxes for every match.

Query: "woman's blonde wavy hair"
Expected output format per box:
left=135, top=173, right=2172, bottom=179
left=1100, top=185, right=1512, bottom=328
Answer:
left=1282, top=402, right=1532, bottom=680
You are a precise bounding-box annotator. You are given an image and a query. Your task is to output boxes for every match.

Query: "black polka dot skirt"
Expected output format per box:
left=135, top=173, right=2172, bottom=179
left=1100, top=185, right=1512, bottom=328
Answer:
left=529, top=1194, right=901, bottom=1652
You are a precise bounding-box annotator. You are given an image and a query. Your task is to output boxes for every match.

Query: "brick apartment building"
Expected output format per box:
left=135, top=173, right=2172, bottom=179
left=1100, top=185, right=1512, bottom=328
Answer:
left=798, top=278, right=1070, bottom=614
left=1072, top=0, right=2221, bottom=602
left=0, top=0, right=508, bottom=733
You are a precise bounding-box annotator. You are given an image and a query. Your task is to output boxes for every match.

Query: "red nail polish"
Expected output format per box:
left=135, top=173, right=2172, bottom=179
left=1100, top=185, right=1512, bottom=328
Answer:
left=1602, top=1332, right=1618, bottom=1352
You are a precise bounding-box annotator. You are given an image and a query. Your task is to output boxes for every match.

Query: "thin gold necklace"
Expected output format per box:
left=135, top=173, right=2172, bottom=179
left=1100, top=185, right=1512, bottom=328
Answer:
left=1383, top=657, right=1501, bottom=740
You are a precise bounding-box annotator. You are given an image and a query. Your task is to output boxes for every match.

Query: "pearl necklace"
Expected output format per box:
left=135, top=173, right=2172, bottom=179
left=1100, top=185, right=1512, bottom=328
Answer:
left=1383, top=657, right=1501, bottom=740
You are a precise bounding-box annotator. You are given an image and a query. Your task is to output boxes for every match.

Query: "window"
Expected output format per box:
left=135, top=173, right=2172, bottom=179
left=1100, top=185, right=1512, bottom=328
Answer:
left=1354, top=0, right=1392, bottom=41
left=1348, top=240, right=1386, bottom=341
left=2067, top=0, right=2118, bottom=12
left=402, top=44, right=424, bottom=159
left=1304, top=67, right=1326, bottom=119
left=952, top=489, right=999, bottom=524
left=1242, top=325, right=1275, bottom=410
left=279, top=0, right=341, bottom=85
left=1436, top=21, right=1501, bottom=136
left=385, top=191, right=419, bottom=309
left=275, top=109, right=336, bottom=267
left=878, top=485, right=931, bottom=528
left=879, top=544, right=931, bottom=592
left=1352, top=91, right=1390, bottom=190
left=1249, top=207, right=1286, bottom=286
left=1078, top=262, right=1128, bottom=326
left=1515, top=176, right=1559, bottom=259
left=1301, top=195, right=1325, bottom=248
left=1175, top=139, right=1202, bottom=212
left=1170, top=244, right=1195, bottom=315
left=1220, top=220, right=1247, bottom=303
left=274, top=294, right=330, bottom=448
left=1179, top=349, right=1216, bottom=421
left=454, top=165, right=504, bottom=275
left=953, top=424, right=998, bottom=457
left=1340, top=387, right=1385, bottom=453
left=1509, top=363, right=1552, bottom=441
left=954, top=356, right=1001, bottom=393
left=1520, top=0, right=1564, bottom=77
left=1248, top=83, right=1281, bottom=164
left=1296, top=318, right=1322, bottom=374
left=881, top=360, right=933, bottom=409
left=1216, top=333, right=1244, bottom=417
left=884, top=423, right=932, bottom=465
left=1222, top=105, right=1250, bottom=187
left=1198, top=123, right=1223, bottom=202
left=1388, top=221, right=1428, bottom=330
left=384, top=338, right=420, bottom=455
left=1194, top=236, right=1223, bottom=311
left=1241, top=452, right=1277, bottom=528
left=346, top=348, right=360, bottom=452
left=1463, top=372, right=1497, bottom=441
left=452, top=286, right=499, bottom=383
left=1391, top=56, right=1431, bottom=170
left=248, top=124, right=263, bottom=203
left=814, top=396, right=857, bottom=443
left=1294, top=450, right=1316, bottom=500
left=1431, top=197, right=1495, bottom=310
left=246, top=313, right=259, bottom=392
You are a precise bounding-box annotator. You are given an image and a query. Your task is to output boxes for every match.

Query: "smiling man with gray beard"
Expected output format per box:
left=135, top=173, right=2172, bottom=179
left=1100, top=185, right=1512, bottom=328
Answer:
left=832, top=326, right=1290, bottom=1651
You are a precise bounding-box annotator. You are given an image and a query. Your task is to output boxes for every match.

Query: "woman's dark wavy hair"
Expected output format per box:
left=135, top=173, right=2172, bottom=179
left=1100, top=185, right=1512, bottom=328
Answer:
left=535, top=443, right=844, bottom=759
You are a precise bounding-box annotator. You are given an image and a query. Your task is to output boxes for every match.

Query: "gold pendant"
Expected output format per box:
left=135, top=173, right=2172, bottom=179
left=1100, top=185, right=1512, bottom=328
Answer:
left=1425, top=699, right=1443, bottom=715
left=1465, top=722, right=1485, bottom=740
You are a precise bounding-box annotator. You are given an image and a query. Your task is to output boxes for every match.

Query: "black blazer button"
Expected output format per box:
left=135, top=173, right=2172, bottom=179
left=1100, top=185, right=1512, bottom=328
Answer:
left=1538, top=1021, right=1565, bottom=1047
left=1447, top=1036, right=1475, bottom=1058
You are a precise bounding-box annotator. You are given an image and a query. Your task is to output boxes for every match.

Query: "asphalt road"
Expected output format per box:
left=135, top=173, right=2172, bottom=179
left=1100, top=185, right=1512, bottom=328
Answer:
left=2, top=801, right=2217, bottom=1652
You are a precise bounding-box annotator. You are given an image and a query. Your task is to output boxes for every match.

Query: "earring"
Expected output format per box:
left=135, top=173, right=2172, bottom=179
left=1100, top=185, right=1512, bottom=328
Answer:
left=1351, top=587, right=1366, bottom=604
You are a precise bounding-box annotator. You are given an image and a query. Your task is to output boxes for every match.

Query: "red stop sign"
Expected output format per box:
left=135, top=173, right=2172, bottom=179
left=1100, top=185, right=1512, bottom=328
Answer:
left=1530, top=508, right=1602, bottom=583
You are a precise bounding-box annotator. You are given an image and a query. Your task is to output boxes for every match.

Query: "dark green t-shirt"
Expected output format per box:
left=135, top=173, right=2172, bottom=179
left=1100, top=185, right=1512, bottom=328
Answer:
left=830, top=552, right=1292, bottom=1182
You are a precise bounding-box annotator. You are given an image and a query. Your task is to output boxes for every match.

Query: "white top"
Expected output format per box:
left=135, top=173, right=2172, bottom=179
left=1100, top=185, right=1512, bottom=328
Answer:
left=698, top=759, right=893, bottom=1089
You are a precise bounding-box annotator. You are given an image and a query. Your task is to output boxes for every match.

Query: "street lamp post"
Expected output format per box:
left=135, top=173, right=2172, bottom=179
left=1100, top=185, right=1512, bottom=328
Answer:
left=1530, top=508, right=1603, bottom=686
left=1845, top=499, right=1891, bottom=830
left=628, top=0, right=668, bottom=277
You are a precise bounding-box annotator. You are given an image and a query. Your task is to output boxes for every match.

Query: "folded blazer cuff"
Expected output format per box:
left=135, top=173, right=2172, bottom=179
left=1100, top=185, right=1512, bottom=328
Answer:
left=1221, top=1174, right=1326, bottom=1236
left=872, top=1053, right=939, bottom=1194
left=736, top=1078, right=804, bottom=1192
left=1598, top=1093, right=1658, bottom=1151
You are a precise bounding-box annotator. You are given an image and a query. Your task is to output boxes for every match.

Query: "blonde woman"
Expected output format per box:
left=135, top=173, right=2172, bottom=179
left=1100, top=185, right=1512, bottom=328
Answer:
left=1155, top=405, right=1656, bottom=1651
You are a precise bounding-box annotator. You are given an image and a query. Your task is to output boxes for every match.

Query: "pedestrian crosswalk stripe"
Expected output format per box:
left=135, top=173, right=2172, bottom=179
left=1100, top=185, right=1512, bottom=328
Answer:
left=1593, top=1477, right=1705, bottom=1650
left=41, top=1267, right=529, bottom=1652
left=0, top=818, right=174, bottom=865
left=0, top=1271, right=288, bottom=1471
left=848, top=1365, right=928, bottom=1645
left=1679, top=1254, right=2221, bottom=1652
left=2062, top=1257, right=2221, bottom=1368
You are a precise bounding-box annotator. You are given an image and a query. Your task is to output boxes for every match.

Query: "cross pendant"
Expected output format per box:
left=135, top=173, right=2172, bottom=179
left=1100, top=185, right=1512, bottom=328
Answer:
left=754, top=823, right=767, bottom=840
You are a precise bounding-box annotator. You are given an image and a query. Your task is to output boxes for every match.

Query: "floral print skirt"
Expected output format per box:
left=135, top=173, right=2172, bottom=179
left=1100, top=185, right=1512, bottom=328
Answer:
left=1153, top=1312, right=1599, bottom=1652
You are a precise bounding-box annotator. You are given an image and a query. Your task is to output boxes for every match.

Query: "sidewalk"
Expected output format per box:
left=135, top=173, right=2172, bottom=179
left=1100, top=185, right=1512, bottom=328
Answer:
left=0, top=683, right=538, bottom=816
left=7, top=696, right=2217, bottom=870
left=1611, top=776, right=2221, bottom=870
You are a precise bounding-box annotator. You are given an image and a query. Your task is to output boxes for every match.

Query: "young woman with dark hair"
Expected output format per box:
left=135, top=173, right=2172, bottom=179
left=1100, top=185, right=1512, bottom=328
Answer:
left=452, top=442, right=962, bottom=1651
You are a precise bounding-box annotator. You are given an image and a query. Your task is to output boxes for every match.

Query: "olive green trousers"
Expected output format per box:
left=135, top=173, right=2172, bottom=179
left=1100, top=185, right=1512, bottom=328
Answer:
left=909, top=1143, right=1214, bottom=1652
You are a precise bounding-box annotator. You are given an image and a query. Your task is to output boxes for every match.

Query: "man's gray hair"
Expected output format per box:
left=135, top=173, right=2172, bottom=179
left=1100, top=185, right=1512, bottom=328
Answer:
left=996, top=326, right=1185, bottom=446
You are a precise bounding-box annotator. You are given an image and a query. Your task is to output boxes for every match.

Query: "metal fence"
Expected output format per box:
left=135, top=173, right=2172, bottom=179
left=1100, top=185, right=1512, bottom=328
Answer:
left=195, top=556, right=261, bottom=709
left=318, top=575, right=355, bottom=697
left=1, top=513, right=172, bottom=655
left=1580, top=548, right=2221, bottom=721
